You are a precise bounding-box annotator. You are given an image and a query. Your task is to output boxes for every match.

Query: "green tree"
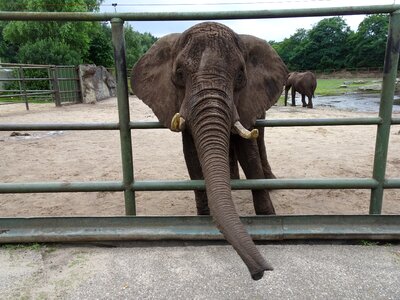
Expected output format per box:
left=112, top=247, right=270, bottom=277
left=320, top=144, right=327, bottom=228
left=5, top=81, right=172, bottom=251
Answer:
left=298, top=17, right=353, bottom=70
left=86, top=22, right=114, bottom=67
left=124, top=24, right=157, bottom=68
left=0, top=0, right=102, bottom=65
left=346, top=14, right=389, bottom=68
left=271, top=28, right=308, bottom=70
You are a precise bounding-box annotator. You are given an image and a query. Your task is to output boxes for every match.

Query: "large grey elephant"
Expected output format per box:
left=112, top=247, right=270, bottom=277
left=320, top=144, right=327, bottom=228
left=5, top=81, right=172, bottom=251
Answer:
left=131, top=22, right=287, bottom=280
left=284, top=71, right=317, bottom=108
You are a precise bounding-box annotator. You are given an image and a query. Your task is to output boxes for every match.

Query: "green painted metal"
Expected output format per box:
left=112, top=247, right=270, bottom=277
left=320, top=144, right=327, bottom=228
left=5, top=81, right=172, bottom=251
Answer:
left=384, top=179, right=400, bottom=189
left=0, top=123, right=119, bottom=131
left=132, top=178, right=380, bottom=191
left=0, top=215, right=399, bottom=243
left=255, top=117, right=382, bottom=127
left=0, top=7, right=399, bottom=241
left=0, top=178, right=385, bottom=193
left=0, top=5, right=399, bottom=21
left=370, top=11, right=400, bottom=215
left=0, top=117, right=385, bottom=132
left=0, top=181, right=124, bottom=193
left=111, top=18, right=136, bottom=215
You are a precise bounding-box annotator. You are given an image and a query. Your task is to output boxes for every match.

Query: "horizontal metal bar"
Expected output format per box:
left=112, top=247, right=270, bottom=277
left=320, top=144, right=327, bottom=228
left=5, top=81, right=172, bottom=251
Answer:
left=0, top=89, right=53, bottom=93
left=0, top=178, right=382, bottom=194
left=0, top=63, right=57, bottom=68
left=384, top=179, right=400, bottom=188
left=57, top=78, right=79, bottom=81
left=1, top=117, right=390, bottom=132
left=392, top=118, right=400, bottom=125
left=0, top=215, right=399, bottom=243
left=0, top=123, right=119, bottom=131
left=133, top=178, right=380, bottom=190
left=255, top=117, right=382, bottom=127
left=59, top=90, right=80, bottom=94
left=130, top=117, right=384, bottom=130
left=130, top=121, right=164, bottom=129
left=0, top=92, right=53, bottom=98
left=0, top=5, right=398, bottom=21
left=0, top=78, right=51, bottom=81
left=0, top=181, right=124, bottom=193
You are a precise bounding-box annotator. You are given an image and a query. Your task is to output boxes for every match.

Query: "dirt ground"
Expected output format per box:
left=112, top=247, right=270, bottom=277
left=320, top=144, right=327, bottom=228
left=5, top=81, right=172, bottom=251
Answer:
left=1, top=97, right=399, bottom=217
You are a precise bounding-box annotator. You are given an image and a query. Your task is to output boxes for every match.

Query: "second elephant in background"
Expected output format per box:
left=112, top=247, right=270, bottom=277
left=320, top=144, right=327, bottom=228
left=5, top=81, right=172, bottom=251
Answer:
left=284, top=71, right=317, bottom=108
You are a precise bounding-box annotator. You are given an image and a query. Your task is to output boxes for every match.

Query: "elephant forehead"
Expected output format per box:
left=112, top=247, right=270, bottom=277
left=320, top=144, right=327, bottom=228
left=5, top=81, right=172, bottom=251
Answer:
left=187, top=22, right=235, bottom=38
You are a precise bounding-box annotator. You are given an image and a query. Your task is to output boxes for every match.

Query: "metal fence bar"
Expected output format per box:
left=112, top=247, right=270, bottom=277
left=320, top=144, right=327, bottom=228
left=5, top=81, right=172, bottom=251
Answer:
left=0, top=5, right=399, bottom=21
left=0, top=7, right=399, bottom=242
left=1, top=215, right=399, bottom=243
left=0, top=181, right=124, bottom=193
left=0, top=178, right=382, bottom=193
left=0, top=123, right=119, bottom=131
left=0, top=117, right=385, bottom=131
left=111, top=18, right=136, bottom=215
left=369, top=10, right=400, bottom=214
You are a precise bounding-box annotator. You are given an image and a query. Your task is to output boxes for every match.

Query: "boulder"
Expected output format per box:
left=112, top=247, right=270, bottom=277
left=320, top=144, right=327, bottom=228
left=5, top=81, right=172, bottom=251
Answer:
left=79, top=65, right=116, bottom=104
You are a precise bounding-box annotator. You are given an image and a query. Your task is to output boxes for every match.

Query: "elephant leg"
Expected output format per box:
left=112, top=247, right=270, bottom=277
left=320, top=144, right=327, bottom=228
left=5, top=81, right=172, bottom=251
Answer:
left=232, top=134, right=276, bottom=215
left=257, top=127, right=276, bottom=180
left=301, top=94, right=307, bottom=107
left=307, top=96, right=313, bottom=108
left=182, top=131, right=210, bottom=215
left=291, top=88, right=296, bottom=106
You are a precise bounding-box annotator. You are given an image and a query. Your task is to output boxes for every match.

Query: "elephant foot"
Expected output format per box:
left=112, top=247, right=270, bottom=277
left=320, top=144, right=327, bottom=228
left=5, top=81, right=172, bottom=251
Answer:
left=291, top=104, right=296, bottom=107
left=307, top=105, right=313, bottom=109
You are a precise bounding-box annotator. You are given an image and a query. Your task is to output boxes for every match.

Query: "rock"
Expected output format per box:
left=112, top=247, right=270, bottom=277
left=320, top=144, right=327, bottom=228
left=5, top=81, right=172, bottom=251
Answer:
left=339, top=84, right=348, bottom=88
left=353, top=80, right=367, bottom=84
left=10, top=132, right=30, bottom=137
left=79, top=65, right=117, bottom=104
left=343, top=81, right=352, bottom=85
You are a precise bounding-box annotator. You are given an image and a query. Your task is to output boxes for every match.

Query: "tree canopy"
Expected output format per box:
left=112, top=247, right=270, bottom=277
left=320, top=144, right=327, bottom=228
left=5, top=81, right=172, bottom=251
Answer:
left=271, top=15, right=389, bottom=71
left=0, top=4, right=390, bottom=72
left=0, top=0, right=157, bottom=67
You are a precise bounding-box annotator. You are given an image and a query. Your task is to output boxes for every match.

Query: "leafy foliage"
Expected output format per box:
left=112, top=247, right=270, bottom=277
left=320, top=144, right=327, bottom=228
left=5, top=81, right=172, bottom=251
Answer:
left=0, top=0, right=157, bottom=68
left=271, top=15, right=390, bottom=71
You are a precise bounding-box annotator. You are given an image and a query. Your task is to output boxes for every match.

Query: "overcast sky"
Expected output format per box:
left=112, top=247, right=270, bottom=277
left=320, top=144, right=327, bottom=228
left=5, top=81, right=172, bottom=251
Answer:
left=99, top=0, right=395, bottom=42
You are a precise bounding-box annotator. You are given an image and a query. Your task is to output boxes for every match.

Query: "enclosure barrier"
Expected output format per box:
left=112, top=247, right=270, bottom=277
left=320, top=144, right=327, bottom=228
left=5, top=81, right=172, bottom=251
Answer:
left=0, top=63, right=81, bottom=109
left=1, top=5, right=400, bottom=242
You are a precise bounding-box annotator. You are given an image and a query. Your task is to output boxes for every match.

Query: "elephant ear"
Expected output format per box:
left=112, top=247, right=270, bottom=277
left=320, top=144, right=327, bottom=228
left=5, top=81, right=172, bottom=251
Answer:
left=237, top=35, right=288, bottom=128
left=131, top=33, right=181, bottom=129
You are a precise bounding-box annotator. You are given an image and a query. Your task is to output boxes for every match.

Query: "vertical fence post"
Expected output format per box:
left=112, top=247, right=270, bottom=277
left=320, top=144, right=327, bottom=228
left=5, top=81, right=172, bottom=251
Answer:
left=370, top=11, right=400, bottom=214
left=18, top=66, right=29, bottom=110
left=111, top=18, right=136, bottom=215
left=52, top=66, right=62, bottom=107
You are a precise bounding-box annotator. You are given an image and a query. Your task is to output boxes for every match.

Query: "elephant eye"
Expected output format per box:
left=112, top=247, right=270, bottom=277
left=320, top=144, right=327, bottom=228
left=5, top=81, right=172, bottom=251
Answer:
left=173, top=66, right=185, bottom=87
left=235, top=67, right=246, bottom=90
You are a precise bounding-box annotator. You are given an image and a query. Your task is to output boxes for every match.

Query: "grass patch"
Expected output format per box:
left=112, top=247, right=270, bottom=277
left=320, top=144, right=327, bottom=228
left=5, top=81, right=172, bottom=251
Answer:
left=315, top=78, right=380, bottom=96
left=277, top=77, right=381, bottom=106
left=1, top=243, right=43, bottom=251
left=1, top=243, right=56, bottom=253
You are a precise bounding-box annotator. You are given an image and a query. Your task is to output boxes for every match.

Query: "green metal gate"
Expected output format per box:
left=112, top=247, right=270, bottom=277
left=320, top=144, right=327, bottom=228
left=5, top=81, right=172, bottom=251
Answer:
left=0, top=5, right=400, bottom=242
left=51, top=65, right=82, bottom=105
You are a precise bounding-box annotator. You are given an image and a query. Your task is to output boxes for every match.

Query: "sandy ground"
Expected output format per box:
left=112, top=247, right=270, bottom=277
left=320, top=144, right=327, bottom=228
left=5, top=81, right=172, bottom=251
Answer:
left=0, top=97, right=399, bottom=217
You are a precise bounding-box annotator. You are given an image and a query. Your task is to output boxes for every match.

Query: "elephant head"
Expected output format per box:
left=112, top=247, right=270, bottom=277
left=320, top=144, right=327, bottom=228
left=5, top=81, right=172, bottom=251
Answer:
left=131, top=22, right=287, bottom=280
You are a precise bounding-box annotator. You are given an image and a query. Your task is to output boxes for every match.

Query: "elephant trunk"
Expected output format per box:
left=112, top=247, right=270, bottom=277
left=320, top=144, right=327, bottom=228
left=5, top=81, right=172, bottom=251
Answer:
left=189, top=92, right=273, bottom=280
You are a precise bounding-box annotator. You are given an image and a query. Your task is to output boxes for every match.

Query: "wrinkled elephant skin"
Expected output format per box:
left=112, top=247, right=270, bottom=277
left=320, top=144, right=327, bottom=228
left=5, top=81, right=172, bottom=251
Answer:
left=131, top=22, right=287, bottom=280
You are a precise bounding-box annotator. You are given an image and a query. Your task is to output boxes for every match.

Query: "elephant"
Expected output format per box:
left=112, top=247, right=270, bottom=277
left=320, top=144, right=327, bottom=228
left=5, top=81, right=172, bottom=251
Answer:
left=131, top=22, right=288, bottom=280
left=284, top=71, right=317, bottom=108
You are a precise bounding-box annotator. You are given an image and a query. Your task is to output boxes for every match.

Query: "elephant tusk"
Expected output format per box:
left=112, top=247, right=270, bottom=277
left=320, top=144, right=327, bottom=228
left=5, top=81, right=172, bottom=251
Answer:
left=171, top=113, right=186, bottom=132
left=234, top=121, right=259, bottom=140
